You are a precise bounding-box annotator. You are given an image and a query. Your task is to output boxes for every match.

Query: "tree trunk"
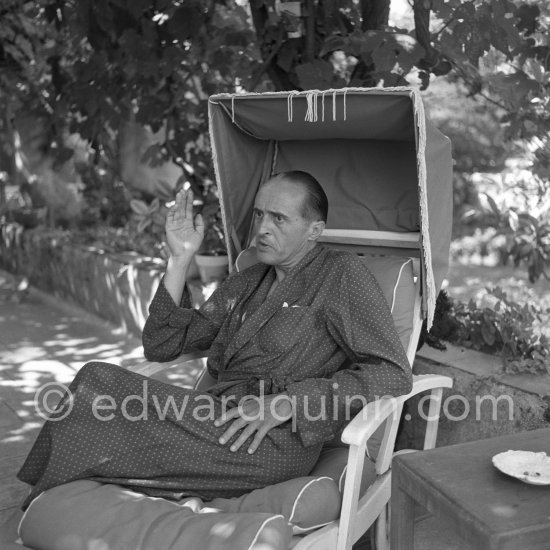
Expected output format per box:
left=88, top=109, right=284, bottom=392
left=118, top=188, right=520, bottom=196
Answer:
left=304, top=0, right=315, bottom=63
left=360, top=0, right=391, bottom=31
left=249, top=0, right=296, bottom=91
left=350, top=0, right=391, bottom=86
left=413, top=0, right=437, bottom=67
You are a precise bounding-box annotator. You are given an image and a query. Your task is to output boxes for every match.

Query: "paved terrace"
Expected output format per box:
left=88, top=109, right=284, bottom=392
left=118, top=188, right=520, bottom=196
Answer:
left=0, top=269, right=463, bottom=549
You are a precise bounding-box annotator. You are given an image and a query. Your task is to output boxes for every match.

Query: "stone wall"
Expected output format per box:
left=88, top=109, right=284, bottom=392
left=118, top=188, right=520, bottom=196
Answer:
left=0, top=225, right=164, bottom=338
left=400, top=345, right=550, bottom=449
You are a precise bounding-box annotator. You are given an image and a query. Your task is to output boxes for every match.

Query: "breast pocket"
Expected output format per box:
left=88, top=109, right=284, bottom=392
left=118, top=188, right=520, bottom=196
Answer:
left=258, top=307, right=311, bottom=354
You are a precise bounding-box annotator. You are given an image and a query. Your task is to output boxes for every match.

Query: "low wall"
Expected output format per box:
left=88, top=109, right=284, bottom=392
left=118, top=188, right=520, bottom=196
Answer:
left=400, top=345, right=550, bottom=449
left=0, top=225, right=165, bottom=338
left=3, top=224, right=550, bottom=447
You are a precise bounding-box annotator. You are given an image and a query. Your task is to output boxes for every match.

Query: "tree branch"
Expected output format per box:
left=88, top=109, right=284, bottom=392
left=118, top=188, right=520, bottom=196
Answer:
left=304, top=0, right=315, bottom=63
left=249, top=0, right=296, bottom=91
left=413, top=0, right=438, bottom=66
left=247, top=29, right=285, bottom=92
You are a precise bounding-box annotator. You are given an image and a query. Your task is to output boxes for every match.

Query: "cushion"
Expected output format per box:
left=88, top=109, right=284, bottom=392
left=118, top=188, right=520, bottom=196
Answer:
left=208, top=476, right=341, bottom=535
left=360, top=254, right=415, bottom=352
left=309, top=445, right=378, bottom=496
left=19, top=481, right=292, bottom=550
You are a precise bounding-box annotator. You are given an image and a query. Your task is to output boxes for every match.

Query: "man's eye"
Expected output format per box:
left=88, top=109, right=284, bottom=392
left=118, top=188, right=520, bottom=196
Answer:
left=254, top=211, right=262, bottom=218
left=275, top=215, right=284, bottom=222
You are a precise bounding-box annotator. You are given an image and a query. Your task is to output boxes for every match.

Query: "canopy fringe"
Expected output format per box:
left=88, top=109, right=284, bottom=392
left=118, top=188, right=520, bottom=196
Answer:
left=302, top=89, right=348, bottom=122
left=343, top=88, right=347, bottom=121
left=304, top=91, right=320, bottom=122
left=287, top=91, right=299, bottom=122
left=207, top=102, right=234, bottom=269
left=271, top=140, right=279, bottom=175
left=410, top=89, right=436, bottom=328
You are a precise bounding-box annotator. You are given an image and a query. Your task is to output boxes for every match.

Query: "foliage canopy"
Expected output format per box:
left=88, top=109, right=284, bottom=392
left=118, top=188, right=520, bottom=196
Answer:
left=0, top=0, right=549, bottom=260
left=1, top=0, right=548, bottom=176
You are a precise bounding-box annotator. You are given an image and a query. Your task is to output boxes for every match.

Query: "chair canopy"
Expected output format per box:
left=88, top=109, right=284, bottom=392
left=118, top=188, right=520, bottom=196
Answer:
left=208, top=87, right=453, bottom=327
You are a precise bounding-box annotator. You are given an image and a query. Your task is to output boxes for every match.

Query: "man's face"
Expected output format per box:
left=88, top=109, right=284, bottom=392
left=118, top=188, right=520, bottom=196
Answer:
left=252, top=177, right=319, bottom=269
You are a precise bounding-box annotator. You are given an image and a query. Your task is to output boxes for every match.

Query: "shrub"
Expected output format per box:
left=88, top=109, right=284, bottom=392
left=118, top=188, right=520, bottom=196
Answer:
left=424, top=288, right=550, bottom=375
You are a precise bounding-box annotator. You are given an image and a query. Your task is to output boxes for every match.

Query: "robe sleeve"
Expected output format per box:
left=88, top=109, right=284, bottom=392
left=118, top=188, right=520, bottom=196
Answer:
left=142, top=274, right=239, bottom=362
left=286, top=257, right=413, bottom=447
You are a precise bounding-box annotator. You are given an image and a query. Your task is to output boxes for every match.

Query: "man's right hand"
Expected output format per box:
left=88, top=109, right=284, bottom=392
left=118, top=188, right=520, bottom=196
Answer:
left=165, top=188, right=204, bottom=258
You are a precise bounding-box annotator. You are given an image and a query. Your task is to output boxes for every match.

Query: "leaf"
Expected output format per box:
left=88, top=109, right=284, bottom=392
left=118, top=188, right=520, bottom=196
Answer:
left=14, top=35, right=34, bottom=60
left=391, top=34, right=425, bottom=70
left=141, top=144, right=162, bottom=165
left=372, top=41, right=397, bottom=73
left=166, top=3, right=204, bottom=40
left=3, top=44, right=26, bottom=65
left=516, top=3, right=540, bottom=35
left=487, top=72, right=540, bottom=109
left=433, top=0, right=455, bottom=21
left=295, top=59, right=337, bottom=91
left=276, top=41, right=298, bottom=72
left=149, top=198, right=160, bottom=213
left=130, top=199, right=150, bottom=215
left=152, top=211, right=166, bottom=227
left=319, top=35, right=347, bottom=58
left=508, top=209, right=519, bottom=231
left=482, top=192, right=500, bottom=216
left=359, top=30, right=424, bottom=76
left=524, top=58, right=546, bottom=84
left=156, top=179, right=175, bottom=200
left=137, top=218, right=152, bottom=233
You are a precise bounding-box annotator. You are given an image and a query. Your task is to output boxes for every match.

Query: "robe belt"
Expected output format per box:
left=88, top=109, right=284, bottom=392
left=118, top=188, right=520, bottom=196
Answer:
left=217, top=371, right=290, bottom=394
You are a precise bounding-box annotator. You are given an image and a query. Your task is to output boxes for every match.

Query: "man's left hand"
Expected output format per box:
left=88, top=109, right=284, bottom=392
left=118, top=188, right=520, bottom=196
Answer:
left=215, top=393, right=293, bottom=454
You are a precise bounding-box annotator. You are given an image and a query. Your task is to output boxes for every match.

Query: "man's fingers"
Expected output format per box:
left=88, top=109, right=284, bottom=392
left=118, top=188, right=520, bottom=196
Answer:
left=168, top=190, right=184, bottom=220
left=229, top=424, right=258, bottom=453
left=215, top=399, right=260, bottom=426
left=247, top=427, right=269, bottom=455
left=175, top=189, right=185, bottom=209
left=194, top=213, right=204, bottom=234
left=185, top=189, right=194, bottom=220
left=214, top=405, right=242, bottom=427
left=218, top=416, right=248, bottom=445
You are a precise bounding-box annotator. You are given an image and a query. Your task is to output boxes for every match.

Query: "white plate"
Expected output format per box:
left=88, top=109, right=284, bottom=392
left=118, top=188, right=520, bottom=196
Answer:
left=492, top=450, right=550, bottom=485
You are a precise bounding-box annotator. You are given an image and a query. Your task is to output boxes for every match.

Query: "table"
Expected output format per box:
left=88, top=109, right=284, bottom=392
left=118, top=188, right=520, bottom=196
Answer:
left=391, top=428, right=550, bottom=550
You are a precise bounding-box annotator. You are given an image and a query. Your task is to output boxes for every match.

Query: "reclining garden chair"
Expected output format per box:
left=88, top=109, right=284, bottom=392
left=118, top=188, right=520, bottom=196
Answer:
left=129, top=249, right=453, bottom=550
left=16, top=87, right=454, bottom=550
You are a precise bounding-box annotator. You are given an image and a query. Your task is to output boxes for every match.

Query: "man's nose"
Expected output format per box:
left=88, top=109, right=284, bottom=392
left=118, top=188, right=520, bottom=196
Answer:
left=256, top=216, right=271, bottom=234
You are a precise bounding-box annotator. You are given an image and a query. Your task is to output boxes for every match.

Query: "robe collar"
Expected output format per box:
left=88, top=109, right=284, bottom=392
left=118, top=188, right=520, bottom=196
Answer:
left=223, top=244, right=325, bottom=365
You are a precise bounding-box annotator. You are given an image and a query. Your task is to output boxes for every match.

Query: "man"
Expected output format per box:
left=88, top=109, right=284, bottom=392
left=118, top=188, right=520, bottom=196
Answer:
left=18, top=171, right=412, bottom=508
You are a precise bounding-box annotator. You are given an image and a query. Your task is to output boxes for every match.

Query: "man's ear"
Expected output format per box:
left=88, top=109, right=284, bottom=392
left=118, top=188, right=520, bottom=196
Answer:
left=309, top=220, right=325, bottom=241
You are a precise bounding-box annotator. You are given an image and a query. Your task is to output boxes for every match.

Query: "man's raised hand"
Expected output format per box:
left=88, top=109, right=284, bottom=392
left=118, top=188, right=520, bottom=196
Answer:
left=165, top=188, right=204, bottom=258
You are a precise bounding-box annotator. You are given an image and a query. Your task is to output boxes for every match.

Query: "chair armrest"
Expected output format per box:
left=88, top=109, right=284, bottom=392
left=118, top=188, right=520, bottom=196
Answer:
left=341, top=397, right=399, bottom=448
left=336, top=373, right=453, bottom=550
left=340, top=374, right=453, bottom=448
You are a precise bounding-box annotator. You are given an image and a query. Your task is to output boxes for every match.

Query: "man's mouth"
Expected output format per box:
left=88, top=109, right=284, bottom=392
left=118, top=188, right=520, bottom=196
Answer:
left=257, top=240, right=271, bottom=249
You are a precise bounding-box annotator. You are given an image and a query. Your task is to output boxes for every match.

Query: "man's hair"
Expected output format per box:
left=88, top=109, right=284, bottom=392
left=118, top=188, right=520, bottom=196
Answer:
left=272, top=170, right=328, bottom=223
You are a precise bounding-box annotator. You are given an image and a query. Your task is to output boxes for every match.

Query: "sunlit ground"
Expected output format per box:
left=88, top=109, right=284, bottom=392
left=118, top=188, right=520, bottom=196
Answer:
left=0, top=268, right=206, bottom=533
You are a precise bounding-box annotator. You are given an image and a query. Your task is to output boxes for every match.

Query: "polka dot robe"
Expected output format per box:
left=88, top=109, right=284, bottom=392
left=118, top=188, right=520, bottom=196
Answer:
left=18, top=244, right=412, bottom=509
